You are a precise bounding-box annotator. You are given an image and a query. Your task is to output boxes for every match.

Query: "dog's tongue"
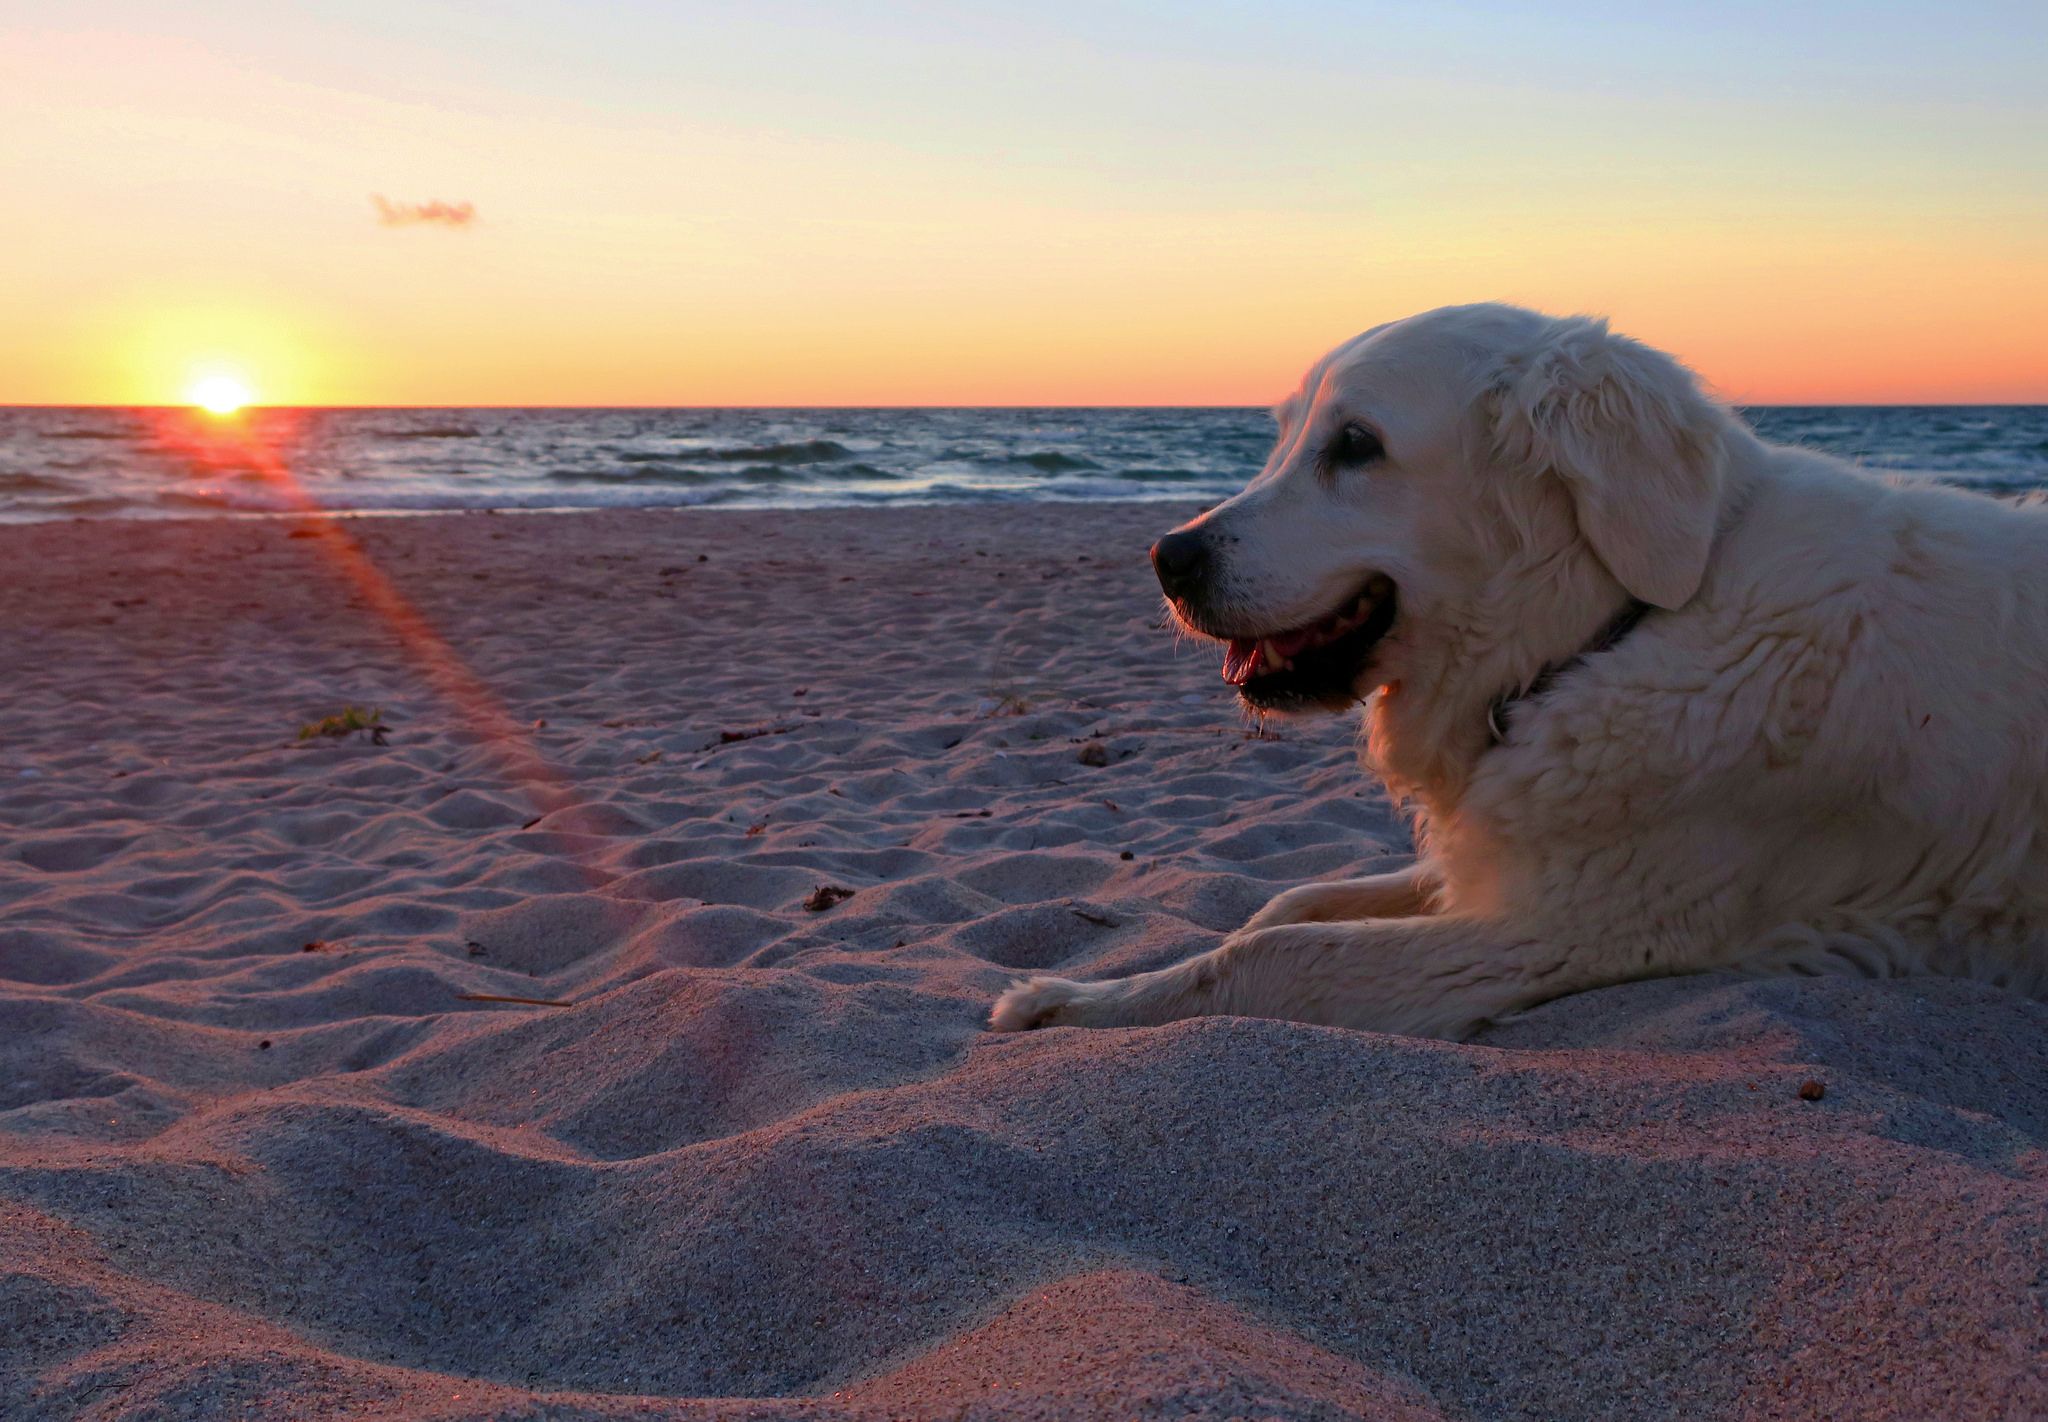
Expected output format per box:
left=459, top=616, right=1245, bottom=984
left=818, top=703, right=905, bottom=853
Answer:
left=1222, top=639, right=1259, bottom=686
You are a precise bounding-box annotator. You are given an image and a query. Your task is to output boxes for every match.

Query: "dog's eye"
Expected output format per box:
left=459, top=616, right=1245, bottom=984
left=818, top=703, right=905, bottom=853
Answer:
left=1325, top=423, right=1385, bottom=470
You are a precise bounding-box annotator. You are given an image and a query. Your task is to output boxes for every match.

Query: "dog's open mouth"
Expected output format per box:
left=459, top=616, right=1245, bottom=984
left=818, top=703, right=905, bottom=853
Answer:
left=1217, top=575, right=1397, bottom=710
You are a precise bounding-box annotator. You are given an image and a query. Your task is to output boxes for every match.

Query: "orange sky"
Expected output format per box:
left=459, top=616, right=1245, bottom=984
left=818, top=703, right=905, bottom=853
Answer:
left=4, top=6, right=2044, bottom=406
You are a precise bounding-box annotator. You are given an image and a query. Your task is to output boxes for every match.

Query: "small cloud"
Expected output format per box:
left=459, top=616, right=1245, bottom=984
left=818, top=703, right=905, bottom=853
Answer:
left=373, top=195, right=477, bottom=229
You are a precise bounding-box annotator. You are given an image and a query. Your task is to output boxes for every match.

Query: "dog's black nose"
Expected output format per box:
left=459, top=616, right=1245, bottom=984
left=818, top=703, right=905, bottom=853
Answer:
left=1151, top=530, right=1209, bottom=599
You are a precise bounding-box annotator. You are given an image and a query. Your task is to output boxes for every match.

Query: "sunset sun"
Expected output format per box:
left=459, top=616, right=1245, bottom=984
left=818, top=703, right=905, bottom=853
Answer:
left=187, top=374, right=253, bottom=415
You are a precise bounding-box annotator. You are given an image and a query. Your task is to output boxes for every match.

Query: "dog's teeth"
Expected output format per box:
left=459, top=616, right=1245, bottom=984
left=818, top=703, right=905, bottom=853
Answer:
left=1262, top=642, right=1283, bottom=672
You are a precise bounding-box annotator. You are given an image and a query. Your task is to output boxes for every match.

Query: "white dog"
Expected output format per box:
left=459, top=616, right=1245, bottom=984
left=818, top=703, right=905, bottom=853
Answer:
left=991, top=302, right=2048, bottom=1040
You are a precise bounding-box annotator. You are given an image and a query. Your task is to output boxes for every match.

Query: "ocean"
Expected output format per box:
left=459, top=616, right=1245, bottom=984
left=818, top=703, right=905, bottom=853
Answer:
left=2, top=404, right=2044, bottom=523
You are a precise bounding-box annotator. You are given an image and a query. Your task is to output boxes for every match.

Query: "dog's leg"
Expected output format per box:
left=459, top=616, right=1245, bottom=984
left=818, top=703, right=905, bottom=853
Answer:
left=988, top=917, right=1591, bottom=1041
left=1238, top=865, right=1441, bottom=932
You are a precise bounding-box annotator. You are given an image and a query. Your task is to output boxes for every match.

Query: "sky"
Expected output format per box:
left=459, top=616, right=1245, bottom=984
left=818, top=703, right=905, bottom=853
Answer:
left=3, top=1, right=2044, bottom=406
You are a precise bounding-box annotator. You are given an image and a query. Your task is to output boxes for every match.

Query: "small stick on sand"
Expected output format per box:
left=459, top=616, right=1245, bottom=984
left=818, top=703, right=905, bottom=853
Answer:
left=454, top=992, right=574, bottom=1008
left=714, top=724, right=795, bottom=747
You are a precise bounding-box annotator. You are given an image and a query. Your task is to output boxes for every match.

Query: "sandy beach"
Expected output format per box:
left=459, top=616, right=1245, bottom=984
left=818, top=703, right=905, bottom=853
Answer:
left=2, top=502, right=2044, bottom=1420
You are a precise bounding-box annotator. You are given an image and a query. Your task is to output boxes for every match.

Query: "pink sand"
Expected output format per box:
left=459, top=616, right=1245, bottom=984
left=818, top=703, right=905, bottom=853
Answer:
left=1, top=505, right=2043, bottom=1419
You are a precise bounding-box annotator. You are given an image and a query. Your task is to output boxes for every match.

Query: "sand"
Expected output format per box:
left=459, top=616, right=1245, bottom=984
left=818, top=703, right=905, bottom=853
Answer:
left=1, top=503, right=2043, bottom=1420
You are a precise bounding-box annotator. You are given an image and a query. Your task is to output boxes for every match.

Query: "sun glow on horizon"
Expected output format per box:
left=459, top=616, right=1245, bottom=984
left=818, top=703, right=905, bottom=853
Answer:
left=187, top=374, right=254, bottom=415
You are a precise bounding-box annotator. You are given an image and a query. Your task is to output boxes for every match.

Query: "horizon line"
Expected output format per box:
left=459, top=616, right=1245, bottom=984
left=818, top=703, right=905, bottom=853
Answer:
left=7, top=400, right=2046, bottom=412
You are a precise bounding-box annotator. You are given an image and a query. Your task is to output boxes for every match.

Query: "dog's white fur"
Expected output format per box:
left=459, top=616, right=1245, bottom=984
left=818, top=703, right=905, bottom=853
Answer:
left=990, top=302, right=2048, bottom=1040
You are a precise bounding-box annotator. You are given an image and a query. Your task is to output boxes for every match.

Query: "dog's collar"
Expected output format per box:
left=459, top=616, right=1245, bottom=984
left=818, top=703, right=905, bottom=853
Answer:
left=1485, top=599, right=1653, bottom=745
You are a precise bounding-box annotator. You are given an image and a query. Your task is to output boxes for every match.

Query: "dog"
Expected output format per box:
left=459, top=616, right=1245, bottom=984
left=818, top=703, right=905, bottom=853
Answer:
left=990, top=302, right=2048, bottom=1040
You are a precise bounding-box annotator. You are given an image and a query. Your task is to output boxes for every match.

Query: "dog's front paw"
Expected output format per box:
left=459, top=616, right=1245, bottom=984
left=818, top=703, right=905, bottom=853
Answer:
left=987, top=975, right=1115, bottom=1032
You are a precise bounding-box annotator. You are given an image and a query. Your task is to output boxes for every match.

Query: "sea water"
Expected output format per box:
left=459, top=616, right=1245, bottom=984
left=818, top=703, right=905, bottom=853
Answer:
left=1, top=404, right=2043, bottom=523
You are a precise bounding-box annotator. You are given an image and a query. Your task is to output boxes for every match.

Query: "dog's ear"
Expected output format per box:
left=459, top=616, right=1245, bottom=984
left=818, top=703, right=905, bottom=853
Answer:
left=1492, top=317, right=1727, bottom=609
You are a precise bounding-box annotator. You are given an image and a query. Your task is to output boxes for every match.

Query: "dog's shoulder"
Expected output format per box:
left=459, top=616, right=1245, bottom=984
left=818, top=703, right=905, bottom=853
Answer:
left=1475, top=445, right=2048, bottom=835
left=1477, top=452, right=1999, bottom=801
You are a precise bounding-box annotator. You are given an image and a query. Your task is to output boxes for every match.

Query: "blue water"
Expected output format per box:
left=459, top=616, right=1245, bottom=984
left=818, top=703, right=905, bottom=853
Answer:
left=1, top=405, right=2043, bottom=522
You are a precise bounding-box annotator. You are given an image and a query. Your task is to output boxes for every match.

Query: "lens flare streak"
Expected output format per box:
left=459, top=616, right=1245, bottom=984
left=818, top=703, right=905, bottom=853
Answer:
left=151, top=409, right=572, bottom=821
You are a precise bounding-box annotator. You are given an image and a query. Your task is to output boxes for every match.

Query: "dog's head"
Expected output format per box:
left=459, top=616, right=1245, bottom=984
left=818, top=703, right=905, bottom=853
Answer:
left=1155, top=303, right=1729, bottom=714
